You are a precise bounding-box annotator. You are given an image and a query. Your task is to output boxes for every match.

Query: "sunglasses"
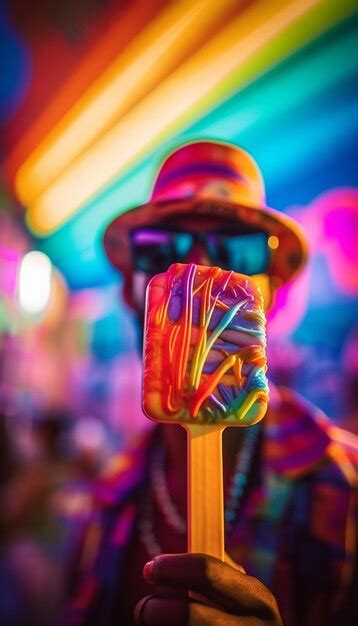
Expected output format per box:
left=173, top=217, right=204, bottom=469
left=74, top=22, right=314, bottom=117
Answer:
left=130, top=228, right=270, bottom=276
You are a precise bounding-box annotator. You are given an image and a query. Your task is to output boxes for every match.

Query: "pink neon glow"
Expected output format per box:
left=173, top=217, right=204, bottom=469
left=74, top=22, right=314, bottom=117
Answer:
left=267, top=187, right=358, bottom=337
left=312, top=188, right=358, bottom=295
left=267, top=266, right=310, bottom=337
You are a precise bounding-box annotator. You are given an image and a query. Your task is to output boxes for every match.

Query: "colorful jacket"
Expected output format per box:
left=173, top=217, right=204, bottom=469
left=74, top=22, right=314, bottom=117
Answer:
left=62, top=385, right=357, bottom=626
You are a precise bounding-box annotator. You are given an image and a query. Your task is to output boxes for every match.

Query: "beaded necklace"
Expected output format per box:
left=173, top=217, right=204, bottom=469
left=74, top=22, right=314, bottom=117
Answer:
left=138, top=423, right=261, bottom=557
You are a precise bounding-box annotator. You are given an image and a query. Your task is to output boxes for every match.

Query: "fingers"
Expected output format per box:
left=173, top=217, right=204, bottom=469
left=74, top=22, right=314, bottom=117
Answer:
left=135, top=595, right=243, bottom=626
left=143, top=554, right=279, bottom=620
left=190, top=601, right=245, bottom=625
left=135, top=596, right=188, bottom=626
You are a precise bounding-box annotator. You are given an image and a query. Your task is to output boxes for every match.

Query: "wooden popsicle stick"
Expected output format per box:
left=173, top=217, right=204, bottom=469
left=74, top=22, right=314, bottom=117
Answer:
left=185, top=423, right=226, bottom=561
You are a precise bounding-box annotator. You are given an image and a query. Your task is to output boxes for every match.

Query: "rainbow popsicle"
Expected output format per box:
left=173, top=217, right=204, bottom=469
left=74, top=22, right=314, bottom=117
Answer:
left=143, top=263, right=268, bottom=426
left=142, top=263, right=269, bottom=560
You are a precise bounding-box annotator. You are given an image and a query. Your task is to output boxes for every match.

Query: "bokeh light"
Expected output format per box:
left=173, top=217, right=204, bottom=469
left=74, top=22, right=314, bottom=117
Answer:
left=17, top=251, right=52, bottom=315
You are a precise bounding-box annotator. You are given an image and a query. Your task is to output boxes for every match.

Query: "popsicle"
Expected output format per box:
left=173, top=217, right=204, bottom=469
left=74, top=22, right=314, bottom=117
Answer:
left=142, top=263, right=268, bottom=560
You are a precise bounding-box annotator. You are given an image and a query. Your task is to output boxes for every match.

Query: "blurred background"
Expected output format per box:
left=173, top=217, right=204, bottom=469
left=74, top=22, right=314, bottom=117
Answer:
left=0, top=1, right=357, bottom=624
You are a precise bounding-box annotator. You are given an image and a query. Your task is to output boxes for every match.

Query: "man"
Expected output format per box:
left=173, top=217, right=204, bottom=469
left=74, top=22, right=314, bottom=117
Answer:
left=63, top=141, right=356, bottom=626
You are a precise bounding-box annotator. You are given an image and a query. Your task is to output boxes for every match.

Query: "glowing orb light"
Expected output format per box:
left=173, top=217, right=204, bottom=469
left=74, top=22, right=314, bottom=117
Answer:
left=17, top=250, right=52, bottom=315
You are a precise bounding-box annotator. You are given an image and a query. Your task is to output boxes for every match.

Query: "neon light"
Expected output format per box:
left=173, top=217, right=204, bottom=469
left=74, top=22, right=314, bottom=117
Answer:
left=4, top=0, right=167, bottom=183
left=23, top=0, right=351, bottom=235
left=14, top=0, right=240, bottom=205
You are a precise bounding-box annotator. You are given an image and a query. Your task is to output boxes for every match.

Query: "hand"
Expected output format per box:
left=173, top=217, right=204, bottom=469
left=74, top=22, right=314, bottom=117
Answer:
left=135, top=553, right=283, bottom=626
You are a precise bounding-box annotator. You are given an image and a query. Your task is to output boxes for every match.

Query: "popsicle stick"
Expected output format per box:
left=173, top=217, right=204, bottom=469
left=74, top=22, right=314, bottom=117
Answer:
left=185, top=423, right=225, bottom=561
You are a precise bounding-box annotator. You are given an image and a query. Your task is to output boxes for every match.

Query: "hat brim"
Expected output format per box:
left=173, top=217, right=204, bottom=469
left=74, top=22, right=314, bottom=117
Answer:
left=104, top=197, right=308, bottom=284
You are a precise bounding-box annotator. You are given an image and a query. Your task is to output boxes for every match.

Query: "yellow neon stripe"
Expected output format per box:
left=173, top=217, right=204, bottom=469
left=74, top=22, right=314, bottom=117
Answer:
left=25, top=0, right=351, bottom=234
left=15, top=0, right=239, bottom=205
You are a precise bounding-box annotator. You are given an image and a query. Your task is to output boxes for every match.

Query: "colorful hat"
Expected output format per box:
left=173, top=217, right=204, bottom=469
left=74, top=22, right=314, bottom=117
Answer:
left=104, top=140, right=308, bottom=284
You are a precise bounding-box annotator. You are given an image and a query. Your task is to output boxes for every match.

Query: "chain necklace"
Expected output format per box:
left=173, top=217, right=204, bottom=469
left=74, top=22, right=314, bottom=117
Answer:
left=138, top=423, right=261, bottom=558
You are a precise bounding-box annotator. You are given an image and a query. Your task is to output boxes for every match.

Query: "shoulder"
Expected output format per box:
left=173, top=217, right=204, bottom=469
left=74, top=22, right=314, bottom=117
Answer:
left=264, top=384, right=358, bottom=484
left=263, top=386, right=357, bottom=567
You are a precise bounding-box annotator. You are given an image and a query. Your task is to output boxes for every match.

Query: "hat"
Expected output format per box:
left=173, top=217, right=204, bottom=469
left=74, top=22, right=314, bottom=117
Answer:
left=104, top=140, right=308, bottom=284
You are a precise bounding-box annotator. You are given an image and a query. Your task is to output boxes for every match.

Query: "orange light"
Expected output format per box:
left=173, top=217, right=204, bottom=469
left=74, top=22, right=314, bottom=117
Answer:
left=268, top=235, right=280, bottom=250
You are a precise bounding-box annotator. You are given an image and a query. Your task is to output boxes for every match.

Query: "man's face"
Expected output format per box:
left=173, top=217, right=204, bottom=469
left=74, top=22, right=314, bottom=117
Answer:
left=126, top=222, right=275, bottom=321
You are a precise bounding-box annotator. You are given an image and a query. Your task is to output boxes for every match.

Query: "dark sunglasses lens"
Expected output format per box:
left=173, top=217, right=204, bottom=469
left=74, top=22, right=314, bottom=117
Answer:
left=134, top=243, right=176, bottom=273
left=207, top=233, right=269, bottom=274
left=131, top=230, right=177, bottom=273
left=172, top=233, right=193, bottom=258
